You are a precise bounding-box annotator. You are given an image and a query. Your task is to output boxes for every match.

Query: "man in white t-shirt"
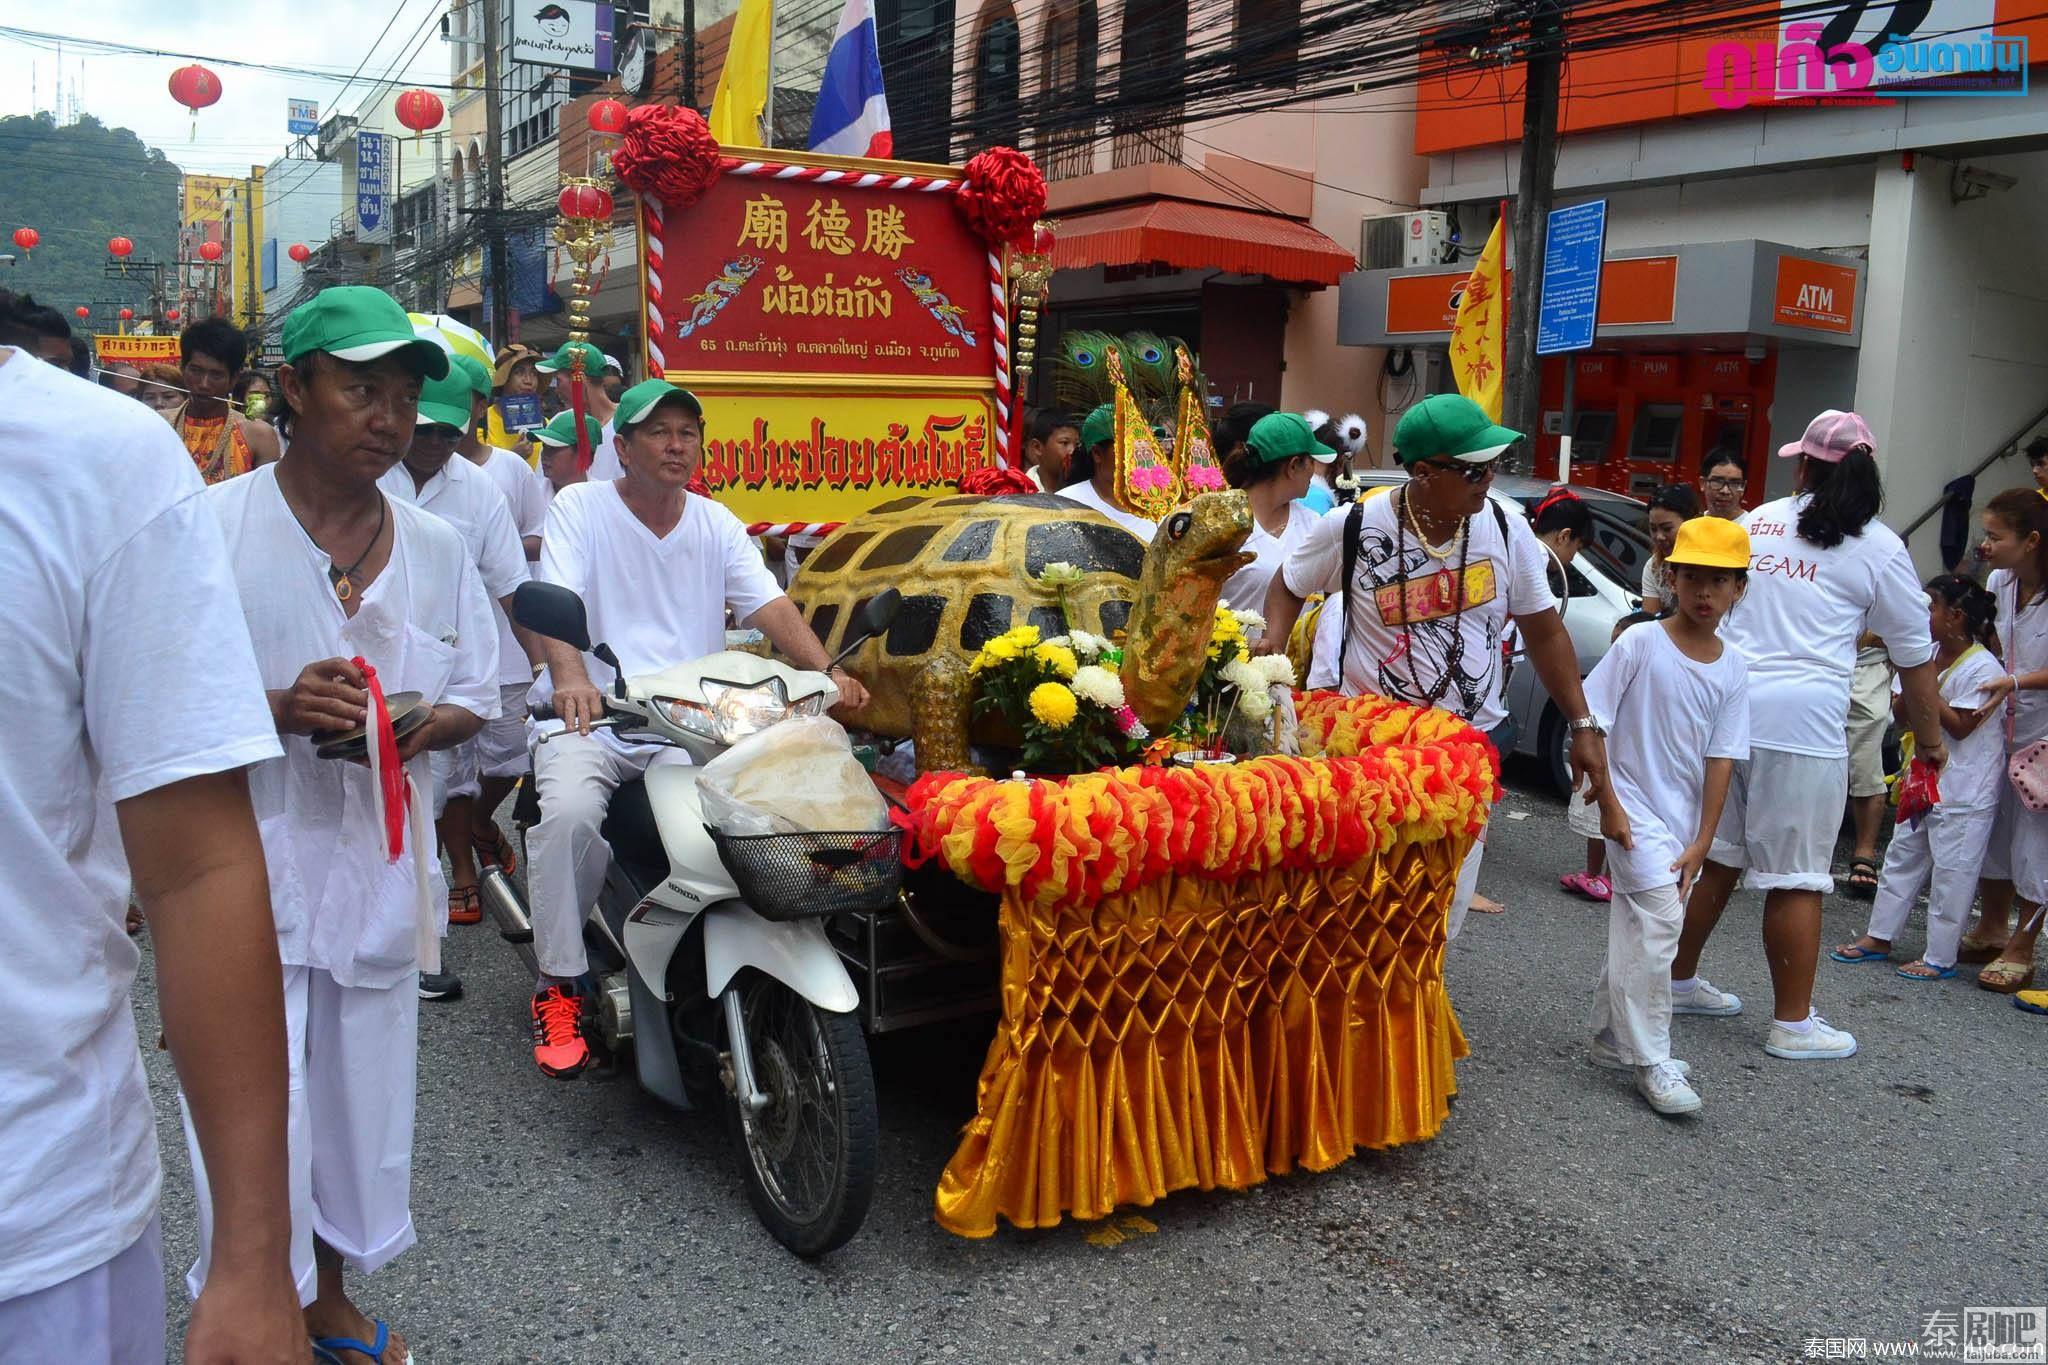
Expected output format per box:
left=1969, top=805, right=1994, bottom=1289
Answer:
left=203, top=286, right=499, bottom=1364
left=527, top=379, right=870, bottom=1078
left=537, top=340, right=623, bottom=479
left=1057, top=402, right=1158, bottom=542
left=0, top=326, right=303, bottom=1362
left=1264, top=394, right=1611, bottom=940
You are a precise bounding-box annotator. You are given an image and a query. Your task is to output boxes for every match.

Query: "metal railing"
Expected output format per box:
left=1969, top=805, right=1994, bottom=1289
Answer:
left=1898, top=397, right=2048, bottom=545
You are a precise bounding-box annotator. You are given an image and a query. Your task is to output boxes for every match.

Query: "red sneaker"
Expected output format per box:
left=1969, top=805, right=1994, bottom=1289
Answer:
left=530, top=986, right=591, bottom=1078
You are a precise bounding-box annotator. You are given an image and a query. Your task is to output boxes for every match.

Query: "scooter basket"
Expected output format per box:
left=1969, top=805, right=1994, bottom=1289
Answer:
left=705, top=828, right=905, bottom=920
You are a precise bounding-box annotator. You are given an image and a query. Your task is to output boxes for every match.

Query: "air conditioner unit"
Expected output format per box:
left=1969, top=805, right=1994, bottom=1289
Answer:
left=1361, top=211, right=1450, bottom=270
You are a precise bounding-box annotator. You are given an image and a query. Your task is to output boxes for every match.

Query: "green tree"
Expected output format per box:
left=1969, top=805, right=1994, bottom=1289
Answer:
left=0, top=113, right=182, bottom=330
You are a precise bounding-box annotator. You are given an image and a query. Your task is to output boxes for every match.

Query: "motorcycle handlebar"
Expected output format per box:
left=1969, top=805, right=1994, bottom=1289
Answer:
left=529, top=702, right=557, bottom=722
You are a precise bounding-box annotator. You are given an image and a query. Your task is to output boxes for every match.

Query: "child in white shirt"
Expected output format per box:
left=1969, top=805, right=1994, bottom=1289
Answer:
left=1584, top=518, right=1753, bottom=1116
left=1832, top=575, right=2004, bottom=978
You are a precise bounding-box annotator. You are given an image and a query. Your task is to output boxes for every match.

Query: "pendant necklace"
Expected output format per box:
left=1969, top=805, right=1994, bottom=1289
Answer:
left=1401, top=486, right=1465, bottom=562
left=285, top=490, right=386, bottom=602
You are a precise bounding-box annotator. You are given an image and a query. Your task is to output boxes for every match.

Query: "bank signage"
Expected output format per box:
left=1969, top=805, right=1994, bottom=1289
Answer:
left=1772, top=256, right=1859, bottom=333
left=1704, top=0, right=2030, bottom=106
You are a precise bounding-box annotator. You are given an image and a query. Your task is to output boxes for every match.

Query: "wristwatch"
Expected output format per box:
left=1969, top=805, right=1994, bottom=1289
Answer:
left=1567, top=715, right=1605, bottom=736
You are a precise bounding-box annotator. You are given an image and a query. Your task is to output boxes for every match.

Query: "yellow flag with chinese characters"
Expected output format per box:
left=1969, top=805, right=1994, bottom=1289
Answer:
left=1449, top=217, right=1506, bottom=422
left=709, top=0, right=774, bottom=148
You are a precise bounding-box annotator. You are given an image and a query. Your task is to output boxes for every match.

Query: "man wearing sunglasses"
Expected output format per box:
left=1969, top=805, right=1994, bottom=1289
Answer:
left=1263, top=393, right=1611, bottom=939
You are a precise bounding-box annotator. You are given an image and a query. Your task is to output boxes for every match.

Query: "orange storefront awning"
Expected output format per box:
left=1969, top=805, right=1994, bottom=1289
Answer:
left=1050, top=200, right=1357, bottom=287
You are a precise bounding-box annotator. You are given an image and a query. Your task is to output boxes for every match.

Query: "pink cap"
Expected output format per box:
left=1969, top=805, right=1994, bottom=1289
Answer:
left=1778, top=409, right=1875, bottom=463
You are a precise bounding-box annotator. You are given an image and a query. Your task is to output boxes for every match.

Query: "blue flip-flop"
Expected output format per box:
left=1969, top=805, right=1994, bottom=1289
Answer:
left=2011, top=993, right=2048, bottom=1016
left=1895, top=962, right=1958, bottom=981
left=312, top=1320, right=407, bottom=1365
left=1829, top=944, right=1891, bottom=964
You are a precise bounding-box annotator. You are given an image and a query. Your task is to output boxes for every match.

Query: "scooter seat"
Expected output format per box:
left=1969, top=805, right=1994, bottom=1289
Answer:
left=600, top=779, right=668, bottom=878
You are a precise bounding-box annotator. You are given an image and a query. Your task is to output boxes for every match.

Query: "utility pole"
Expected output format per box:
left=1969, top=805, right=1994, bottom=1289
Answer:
left=1502, top=0, right=1563, bottom=445
left=683, top=0, right=698, bottom=110
left=482, top=0, right=513, bottom=341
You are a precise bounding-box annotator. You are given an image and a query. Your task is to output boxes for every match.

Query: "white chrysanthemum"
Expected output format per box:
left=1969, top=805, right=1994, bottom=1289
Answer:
left=1071, top=665, right=1125, bottom=710
left=1234, top=608, right=1266, bottom=633
left=1254, top=655, right=1297, bottom=687
left=1069, top=630, right=1111, bottom=657
left=1239, top=689, right=1274, bottom=722
left=1220, top=659, right=1264, bottom=694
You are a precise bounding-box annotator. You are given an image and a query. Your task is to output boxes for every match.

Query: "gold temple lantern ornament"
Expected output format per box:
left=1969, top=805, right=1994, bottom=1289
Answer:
left=554, top=177, right=618, bottom=468
left=1007, top=219, right=1057, bottom=409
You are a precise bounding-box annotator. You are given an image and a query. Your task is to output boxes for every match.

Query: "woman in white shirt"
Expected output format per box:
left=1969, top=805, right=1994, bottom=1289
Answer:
left=1219, top=412, right=1335, bottom=636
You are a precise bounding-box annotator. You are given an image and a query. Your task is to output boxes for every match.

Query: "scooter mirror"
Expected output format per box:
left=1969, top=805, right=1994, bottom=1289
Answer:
left=857, top=587, right=902, bottom=638
left=514, top=581, right=591, bottom=651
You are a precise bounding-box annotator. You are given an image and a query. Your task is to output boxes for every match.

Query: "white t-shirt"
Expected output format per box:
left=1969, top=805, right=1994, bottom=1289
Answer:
left=1989, top=567, right=2048, bottom=749
left=1282, top=493, right=1553, bottom=731
left=586, top=418, right=622, bottom=481
left=380, top=452, right=532, bottom=686
left=1055, top=479, right=1157, bottom=543
left=209, top=467, right=499, bottom=987
left=1306, top=591, right=1345, bottom=691
left=1723, top=495, right=1935, bottom=758
left=1222, top=500, right=1320, bottom=628
left=1917, top=644, right=2005, bottom=811
left=0, top=351, right=280, bottom=1301
left=475, top=444, right=547, bottom=547
left=537, top=482, right=785, bottom=703
left=1583, top=622, right=1751, bottom=896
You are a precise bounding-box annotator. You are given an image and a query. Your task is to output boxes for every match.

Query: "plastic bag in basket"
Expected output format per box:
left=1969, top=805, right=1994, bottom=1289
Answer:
left=697, top=715, right=889, bottom=836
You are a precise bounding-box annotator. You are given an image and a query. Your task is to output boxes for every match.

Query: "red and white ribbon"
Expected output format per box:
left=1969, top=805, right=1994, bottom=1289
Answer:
left=988, top=249, right=1012, bottom=466
left=745, top=520, right=844, bottom=539
left=724, top=160, right=958, bottom=193
left=643, top=196, right=668, bottom=376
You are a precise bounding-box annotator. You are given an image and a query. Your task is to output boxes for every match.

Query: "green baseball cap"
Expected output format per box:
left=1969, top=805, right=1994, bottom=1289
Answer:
left=1394, top=394, right=1522, bottom=466
left=282, top=286, right=450, bottom=379
left=414, top=367, right=478, bottom=431
left=532, top=411, right=605, bottom=449
left=535, top=340, right=607, bottom=375
left=1080, top=402, right=1114, bottom=450
left=451, top=353, right=493, bottom=401
left=1246, top=412, right=1337, bottom=465
left=613, top=377, right=704, bottom=428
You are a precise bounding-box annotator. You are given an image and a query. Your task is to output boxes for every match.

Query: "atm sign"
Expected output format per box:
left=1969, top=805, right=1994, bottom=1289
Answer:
left=1772, top=256, right=1858, bottom=334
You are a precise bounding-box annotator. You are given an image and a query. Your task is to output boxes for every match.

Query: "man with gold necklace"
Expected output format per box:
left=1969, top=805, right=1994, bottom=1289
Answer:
left=1264, top=394, right=1610, bottom=940
left=173, top=317, right=280, bottom=484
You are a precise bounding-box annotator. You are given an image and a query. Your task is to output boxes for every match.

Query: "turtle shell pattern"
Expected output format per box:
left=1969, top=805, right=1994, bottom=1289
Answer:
left=787, top=493, right=1148, bottom=740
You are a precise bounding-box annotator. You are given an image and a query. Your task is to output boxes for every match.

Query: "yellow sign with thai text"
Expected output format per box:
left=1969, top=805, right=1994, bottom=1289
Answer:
left=94, top=334, right=182, bottom=364
left=183, top=175, right=234, bottom=224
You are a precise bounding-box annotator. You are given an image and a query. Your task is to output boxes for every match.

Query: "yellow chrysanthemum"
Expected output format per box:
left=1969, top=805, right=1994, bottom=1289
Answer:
left=1004, top=625, right=1042, bottom=650
left=1034, top=643, right=1079, bottom=678
left=1028, top=682, right=1079, bottom=730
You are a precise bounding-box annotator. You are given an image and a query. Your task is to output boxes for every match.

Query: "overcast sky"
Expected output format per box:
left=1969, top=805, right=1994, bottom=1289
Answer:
left=0, top=0, right=451, bottom=176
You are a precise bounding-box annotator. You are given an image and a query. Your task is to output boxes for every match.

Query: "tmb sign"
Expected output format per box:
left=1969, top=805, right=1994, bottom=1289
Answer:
left=1772, top=255, right=1858, bottom=334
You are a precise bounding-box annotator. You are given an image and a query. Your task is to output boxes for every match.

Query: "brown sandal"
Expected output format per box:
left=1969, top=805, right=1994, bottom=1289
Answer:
left=447, top=885, right=483, bottom=926
left=1977, top=958, right=2035, bottom=994
left=472, top=824, right=517, bottom=875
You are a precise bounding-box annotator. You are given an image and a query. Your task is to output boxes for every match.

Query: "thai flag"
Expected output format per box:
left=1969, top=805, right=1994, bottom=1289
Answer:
left=806, top=0, right=893, bottom=159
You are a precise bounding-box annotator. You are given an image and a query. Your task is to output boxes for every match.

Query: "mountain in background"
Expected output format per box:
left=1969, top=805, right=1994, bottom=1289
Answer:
left=0, top=113, right=182, bottom=327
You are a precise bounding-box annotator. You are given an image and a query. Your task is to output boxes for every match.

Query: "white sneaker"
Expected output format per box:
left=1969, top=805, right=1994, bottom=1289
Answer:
left=1764, top=1010, right=1858, bottom=1061
left=1670, top=977, right=1743, bottom=1016
left=1589, top=1031, right=1691, bottom=1075
left=1635, top=1061, right=1702, bottom=1115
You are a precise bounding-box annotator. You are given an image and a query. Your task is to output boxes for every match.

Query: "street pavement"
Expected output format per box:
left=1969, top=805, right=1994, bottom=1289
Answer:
left=139, top=758, right=2041, bottom=1363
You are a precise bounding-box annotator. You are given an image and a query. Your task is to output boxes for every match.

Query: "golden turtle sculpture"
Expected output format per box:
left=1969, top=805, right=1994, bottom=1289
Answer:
left=789, top=490, right=1254, bottom=774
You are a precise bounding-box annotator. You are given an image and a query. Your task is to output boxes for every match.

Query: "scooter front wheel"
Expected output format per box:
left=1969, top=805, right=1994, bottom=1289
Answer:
left=722, top=973, right=878, bottom=1257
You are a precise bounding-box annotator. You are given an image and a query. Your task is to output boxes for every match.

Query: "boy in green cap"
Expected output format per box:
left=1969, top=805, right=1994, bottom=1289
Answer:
left=1055, top=401, right=1156, bottom=541
left=523, top=378, right=870, bottom=1078
left=1261, top=392, right=1611, bottom=940
left=531, top=410, right=603, bottom=507
left=535, top=340, right=620, bottom=477
left=193, top=285, right=496, bottom=1364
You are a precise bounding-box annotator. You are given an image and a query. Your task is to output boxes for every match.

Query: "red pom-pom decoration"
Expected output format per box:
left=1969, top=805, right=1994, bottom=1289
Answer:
left=612, top=104, right=728, bottom=211
left=959, top=464, right=1039, bottom=496
left=956, top=147, right=1047, bottom=251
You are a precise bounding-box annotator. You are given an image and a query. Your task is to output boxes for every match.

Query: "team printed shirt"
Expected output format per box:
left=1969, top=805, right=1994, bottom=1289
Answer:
left=1724, top=495, right=1934, bottom=758
left=1282, top=492, right=1554, bottom=731
left=0, top=351, right=280, bottom=1300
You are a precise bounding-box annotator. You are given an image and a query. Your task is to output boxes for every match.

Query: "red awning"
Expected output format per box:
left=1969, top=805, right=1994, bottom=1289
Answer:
left=1049, top=200, right=1357, bottom=287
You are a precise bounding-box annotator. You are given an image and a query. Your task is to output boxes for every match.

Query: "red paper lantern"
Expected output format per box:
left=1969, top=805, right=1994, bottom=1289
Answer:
left=167, top=64, right=222, bottom=115
left=118, top=308, right=134, bottom=321
left=288, top=242, right=311, bottom=263
left=557, top=183, right=614, bottom=221
left=11, top=227, right=38, bottom=254
left=395, top=88, right=444, bottom=137
left=197, top=240, right=224, bottom=263
left=588, top=98, right=628, bottom=136
left=108, top=236, right=133, bottom=258
left=74, top=306, right=89, bottom=319
left=165, top=308, right=181, bottom=322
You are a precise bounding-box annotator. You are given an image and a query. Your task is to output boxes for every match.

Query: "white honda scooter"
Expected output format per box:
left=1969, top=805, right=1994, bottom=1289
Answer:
left=482, top=582, right=903, bottom=1257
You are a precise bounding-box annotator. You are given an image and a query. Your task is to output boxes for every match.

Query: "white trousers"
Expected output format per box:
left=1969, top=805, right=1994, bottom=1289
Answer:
left=1446, top=837, right=1486, bottom=942
left=1981, top=783, right=2048, bottom=908
left=1867, top=803, right=1998, bottom=969
left=528, top=732, right=692, bottom=979
left=181, top=964, right=418, bottom=1306
left=0, top=1216, right=164, bottom=1365
left=1591, top=882, right=1685, bottom=1067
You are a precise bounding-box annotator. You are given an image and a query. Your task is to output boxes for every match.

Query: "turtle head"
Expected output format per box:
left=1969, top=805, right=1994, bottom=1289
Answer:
left=1121, top=489, right=1255, bottom=729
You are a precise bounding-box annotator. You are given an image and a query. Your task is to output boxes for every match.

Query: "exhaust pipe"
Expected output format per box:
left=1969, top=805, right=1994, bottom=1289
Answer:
left=480, top=867, right=534, bottom=944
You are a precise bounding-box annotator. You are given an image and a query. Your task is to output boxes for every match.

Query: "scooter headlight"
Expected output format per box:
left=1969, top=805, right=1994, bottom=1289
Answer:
left=656, top=676, right=826, bottom=745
